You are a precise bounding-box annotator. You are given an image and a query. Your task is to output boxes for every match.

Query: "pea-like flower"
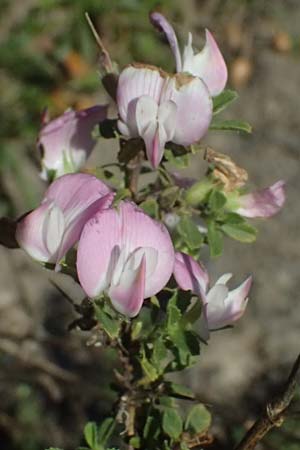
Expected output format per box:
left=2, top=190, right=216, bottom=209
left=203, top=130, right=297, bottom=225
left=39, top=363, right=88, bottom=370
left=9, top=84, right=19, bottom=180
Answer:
left=150, top=12, right=227, bottom=96
left=77, top=201, right=175, bottom=317
left=117, top=64, right=212, bottom=168
left=38, top=105, right=108, bottom=180
left=16, top=173, right=114, bottom=265
left=173, top=252, right=252, bottom=337
left=236, top=180, right=286, bottom=218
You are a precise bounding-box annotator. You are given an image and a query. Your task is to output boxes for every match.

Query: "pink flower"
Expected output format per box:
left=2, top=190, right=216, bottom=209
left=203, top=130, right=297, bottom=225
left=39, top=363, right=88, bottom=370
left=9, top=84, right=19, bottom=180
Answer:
left=236, top=180, right=286, bottom=218
left=77, top=201, right=175, bottom=317
left=173, top=252, right=252, bottom=336
left=38, top=105, right=108, bottom=180
left=150, top=12, right=227, bottom=96
left=16, top=173, right=114, bottom=265
left=117, top=64, right=212, bottom=168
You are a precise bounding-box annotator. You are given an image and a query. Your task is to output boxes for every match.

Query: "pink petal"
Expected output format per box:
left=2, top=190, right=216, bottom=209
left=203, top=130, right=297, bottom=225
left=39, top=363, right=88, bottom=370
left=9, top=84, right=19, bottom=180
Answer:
left=38, top=105, right=107, bottom=178
left=16, top=201, right=65, bottom=262
left=149, top=12, right=182, bottom=72
left=136, top=96, right=177, bottom=168
left=182, top=30, right=228, bottom=96
left=109, top=254, right=146, bottom=317
left=224, top=275, right=252, bottom=321
left=118, top=202, right=175, bottom=298
left=77, top=207, right=122, bottom=298
left=236, top=180, right=286, bottom=218
left=77, top=201, right=175, bottom=300
left=205, top=284, right=229, bottom=329
left=117, top=65, right=165, bottom=136
left=162, top=75, right=212, bottom=146
left=173, top=252, right=209, bottom=297
left=206, top=275, right=252, bottom=330
left=17, top=173, right=113, bottom=264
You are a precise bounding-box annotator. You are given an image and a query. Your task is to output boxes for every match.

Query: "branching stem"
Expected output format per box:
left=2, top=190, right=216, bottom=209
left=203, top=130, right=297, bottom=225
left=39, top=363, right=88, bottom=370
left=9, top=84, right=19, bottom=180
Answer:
left=235, top=353, right=300, bottom=450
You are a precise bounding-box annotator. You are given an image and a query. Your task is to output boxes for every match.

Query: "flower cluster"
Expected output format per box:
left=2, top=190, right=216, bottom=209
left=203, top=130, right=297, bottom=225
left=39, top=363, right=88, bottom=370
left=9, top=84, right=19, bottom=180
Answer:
left=14, top=12, right=286, bottom=332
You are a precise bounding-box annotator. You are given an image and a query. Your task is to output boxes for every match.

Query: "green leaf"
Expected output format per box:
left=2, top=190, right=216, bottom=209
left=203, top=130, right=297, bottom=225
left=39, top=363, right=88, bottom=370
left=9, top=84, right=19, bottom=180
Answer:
left=129, top=436, right=141, bottom=448
left=182, top=299, right=202, bottom=326
left=139, top=198, right=159, bottom=219
left=152, top=337, right=168, bottom=371
left=113, top=188, right=131, bottom=206
left=84, top=422, right=98, bottom=449
left=208, top=189, right=227, bottom=211
left=165, top=382, right=195, bottom=400
left=210, top=119, right=252, bottom=133
left=45, top=448, right=64, bottom=450
left=213, top=89, right=238, bottom=115
left=159, top=186, right=180, bottom=209
left=167, top=292, right=182, bottom=333
left=164, top=149, right=190, bottom=169
left=97, top=418, right=115, bottom=446
left=207, top=221, right=223, bottom=258
left=185, top=178, right=213, bottom=207
left=185, top=404, right=211, bottom=434
left=177, top=217, right=203, bottom=250
left=162, top=408, right=183, bottom=440
left=221, top=222, right=257, bottom=243
left=180, top=443, right=190, bottom=450
left=131, top=320, right=143, bottom=340
left=94, top=306, right=120, bottom=339
left=140, top=348, right=159, bottom=382
left=211, top=119, right=252, bottom=133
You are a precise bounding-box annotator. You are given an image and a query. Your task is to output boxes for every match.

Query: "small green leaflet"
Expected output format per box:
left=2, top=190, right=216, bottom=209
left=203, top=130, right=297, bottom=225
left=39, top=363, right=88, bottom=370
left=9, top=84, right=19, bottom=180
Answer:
left=210, top=119, right=252, bottom=133
left=213, top=89, right=238, bottom=115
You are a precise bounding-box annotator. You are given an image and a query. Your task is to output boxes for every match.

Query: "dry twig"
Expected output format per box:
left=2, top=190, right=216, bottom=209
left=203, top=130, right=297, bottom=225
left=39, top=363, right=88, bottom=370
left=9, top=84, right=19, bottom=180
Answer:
left=235, top=353, right=300, bottom=450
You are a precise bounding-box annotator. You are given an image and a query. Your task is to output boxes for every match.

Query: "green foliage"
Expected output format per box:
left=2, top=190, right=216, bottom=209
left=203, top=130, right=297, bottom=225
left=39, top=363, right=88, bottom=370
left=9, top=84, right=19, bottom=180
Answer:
left=185, top=404, right=211, bottom=434
left=177, top=216, right=204, bottom=250
left=94, top=299, right=121, bottom=339
left=162, top=408, right=183, bottom=440
left=84, top=418, right=115, bottom=450
left=213, top=89, right=238, bottom=114
left=210, top=119, right=252, bottom=133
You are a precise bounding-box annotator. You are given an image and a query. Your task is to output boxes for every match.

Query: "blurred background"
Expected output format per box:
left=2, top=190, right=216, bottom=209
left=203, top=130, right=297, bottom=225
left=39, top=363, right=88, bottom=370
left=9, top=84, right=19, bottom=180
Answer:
left=0, top=0, right=299, bottom=449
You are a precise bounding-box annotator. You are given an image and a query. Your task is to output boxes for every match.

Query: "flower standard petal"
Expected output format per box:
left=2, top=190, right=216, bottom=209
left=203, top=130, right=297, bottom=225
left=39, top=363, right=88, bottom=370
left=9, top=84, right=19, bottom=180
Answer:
left=117, top=65, right=165, bottom=136
left=118, top=202, right=175, bottom=298
left=162, top=74, right=212, bottom=146
left=77, top=207, right=123, bottom=298
left=77, top=201, right=175, bottom=310
left=38, top=105, right=107, bottom=179
left=173, top=252, right=209, bottom=297
left=149, top=12, right=182, bottom=72
left=236, top=180, right=286, bottom=218
left=182, top=30, right=228, bottom=96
